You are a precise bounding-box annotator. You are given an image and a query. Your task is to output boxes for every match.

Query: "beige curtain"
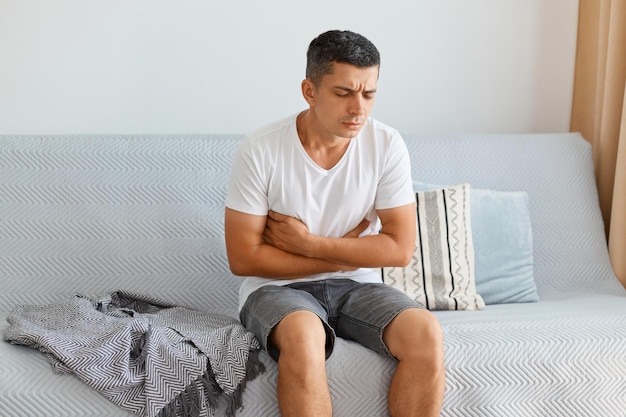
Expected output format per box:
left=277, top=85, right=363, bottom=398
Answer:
left=570, top=0, right=626, bottom=288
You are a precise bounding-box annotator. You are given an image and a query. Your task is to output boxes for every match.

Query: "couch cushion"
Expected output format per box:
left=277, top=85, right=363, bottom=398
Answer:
left=471, top=188, right=537, bottom=304
left=414, top=182, right=538, bottom=305
left=383, top=184, right=485, bottom=310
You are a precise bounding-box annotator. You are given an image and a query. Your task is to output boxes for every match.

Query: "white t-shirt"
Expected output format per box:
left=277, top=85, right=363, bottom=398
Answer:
left=225, top=113, right=414, bottom=310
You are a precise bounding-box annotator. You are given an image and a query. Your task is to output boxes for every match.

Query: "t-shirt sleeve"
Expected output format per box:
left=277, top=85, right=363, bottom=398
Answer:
left=225, top=138, right=269, bottom=216
left=375, top=133, right=414, bottom=210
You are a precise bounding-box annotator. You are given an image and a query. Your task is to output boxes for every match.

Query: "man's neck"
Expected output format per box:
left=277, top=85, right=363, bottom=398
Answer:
left=296, top=110, right=351, bottom=170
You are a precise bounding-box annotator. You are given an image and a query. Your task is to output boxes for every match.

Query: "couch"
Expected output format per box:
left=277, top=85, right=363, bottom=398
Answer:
left=1, top=132, right=625, bottom=416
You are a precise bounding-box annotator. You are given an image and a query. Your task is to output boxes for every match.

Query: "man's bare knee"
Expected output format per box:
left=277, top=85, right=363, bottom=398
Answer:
left=384, top=308, right=444, bottom=363
left=270, top=310, right=328, bottom=361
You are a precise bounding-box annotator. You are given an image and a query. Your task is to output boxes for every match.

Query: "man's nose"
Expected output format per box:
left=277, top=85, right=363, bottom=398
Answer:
left=348, top=95, right=365, bottom=116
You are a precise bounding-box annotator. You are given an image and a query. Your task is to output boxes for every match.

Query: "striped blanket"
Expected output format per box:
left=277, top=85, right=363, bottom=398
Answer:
left=4, top=291, right=265, bottom=417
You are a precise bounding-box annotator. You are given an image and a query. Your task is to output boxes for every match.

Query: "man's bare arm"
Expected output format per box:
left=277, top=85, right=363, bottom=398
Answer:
left=224, top=208, right=368, bottom=278
left=263, top=203, right=416, bottom=268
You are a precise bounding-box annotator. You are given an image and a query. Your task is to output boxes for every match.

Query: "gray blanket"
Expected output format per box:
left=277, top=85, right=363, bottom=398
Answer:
left=4, top=291, right=265, bottom=417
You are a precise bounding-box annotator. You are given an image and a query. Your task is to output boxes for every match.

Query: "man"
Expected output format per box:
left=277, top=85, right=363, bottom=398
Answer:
left=224, top=30, right=444, bottom=417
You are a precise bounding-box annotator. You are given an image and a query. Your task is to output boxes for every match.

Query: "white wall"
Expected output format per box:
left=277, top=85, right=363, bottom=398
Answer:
left=0, top=0, right=578, bottom=135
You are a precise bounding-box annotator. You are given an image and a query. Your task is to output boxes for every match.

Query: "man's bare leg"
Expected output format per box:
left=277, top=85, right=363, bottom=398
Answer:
left=270, top=310, right=332, bottom=417
left=383, top=308, right=445, bottom=417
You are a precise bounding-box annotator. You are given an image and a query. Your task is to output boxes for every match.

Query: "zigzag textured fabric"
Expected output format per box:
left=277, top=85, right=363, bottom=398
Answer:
left=4, top=291, right=265, bottom=417
left=383, top=183, right=485, bottom=310
left=0, top=134, right=625, bottom=416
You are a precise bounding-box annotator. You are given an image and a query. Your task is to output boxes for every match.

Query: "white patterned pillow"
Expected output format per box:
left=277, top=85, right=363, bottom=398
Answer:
left=383, top=183, right=485, bottom=310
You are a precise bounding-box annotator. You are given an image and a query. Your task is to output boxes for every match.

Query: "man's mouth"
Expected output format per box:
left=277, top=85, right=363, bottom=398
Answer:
left=342, top=121, right=362, bottom=129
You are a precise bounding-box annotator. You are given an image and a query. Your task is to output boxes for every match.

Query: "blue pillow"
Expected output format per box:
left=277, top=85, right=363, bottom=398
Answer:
left=413, top=182, right=538, bottom=304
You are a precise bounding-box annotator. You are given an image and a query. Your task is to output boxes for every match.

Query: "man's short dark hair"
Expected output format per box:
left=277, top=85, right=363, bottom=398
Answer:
left=306, top=30, right=380, bottom=86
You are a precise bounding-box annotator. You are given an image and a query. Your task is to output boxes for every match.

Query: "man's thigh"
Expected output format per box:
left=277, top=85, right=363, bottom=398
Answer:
left=240, top=284, right=335, bottom=361
left=335, top=282, right=423, bottom=357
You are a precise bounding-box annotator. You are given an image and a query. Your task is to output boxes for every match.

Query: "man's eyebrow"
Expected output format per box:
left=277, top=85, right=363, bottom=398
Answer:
left=334, top=86, right=378, bottom=94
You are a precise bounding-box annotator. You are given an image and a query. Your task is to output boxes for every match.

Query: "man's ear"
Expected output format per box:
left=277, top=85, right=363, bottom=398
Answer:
left=301, top=78, right=317, bottom=106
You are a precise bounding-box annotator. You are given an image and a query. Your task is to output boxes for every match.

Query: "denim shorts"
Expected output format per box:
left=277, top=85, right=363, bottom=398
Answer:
left=239, top=278, right=423, bottom=361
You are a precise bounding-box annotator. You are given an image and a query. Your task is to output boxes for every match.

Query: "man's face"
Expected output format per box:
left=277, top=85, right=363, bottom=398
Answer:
left=306, top=62, right=379, bottom=139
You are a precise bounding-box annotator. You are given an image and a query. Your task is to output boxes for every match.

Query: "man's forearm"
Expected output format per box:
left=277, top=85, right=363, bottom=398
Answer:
left=228, top=240, right=351, bottom=279
left=225, top=208, right=351, bottom=279
left=302, top=232, right=412, bottom=269
left=262, top=205, right=416, bottom=269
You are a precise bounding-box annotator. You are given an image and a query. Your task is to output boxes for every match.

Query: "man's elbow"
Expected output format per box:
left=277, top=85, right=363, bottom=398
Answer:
left=394, top=244, right=414, bottom=267
left=396, top=253, right=413, bottom=267
left=227, top=256, right=252, bottom=277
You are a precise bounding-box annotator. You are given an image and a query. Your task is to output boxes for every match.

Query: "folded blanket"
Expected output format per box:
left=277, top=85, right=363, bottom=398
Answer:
left=4, top=291, right=265, bottom=417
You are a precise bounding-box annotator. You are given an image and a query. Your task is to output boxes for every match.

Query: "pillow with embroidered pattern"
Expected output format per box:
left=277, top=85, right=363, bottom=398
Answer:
left=383, top=183, right=485, bottom=310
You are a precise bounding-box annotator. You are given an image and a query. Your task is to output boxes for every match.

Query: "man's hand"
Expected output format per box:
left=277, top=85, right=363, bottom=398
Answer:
left=262, top=211, right=311, bottom=255
left=263, top=210, right=370, bottom=257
